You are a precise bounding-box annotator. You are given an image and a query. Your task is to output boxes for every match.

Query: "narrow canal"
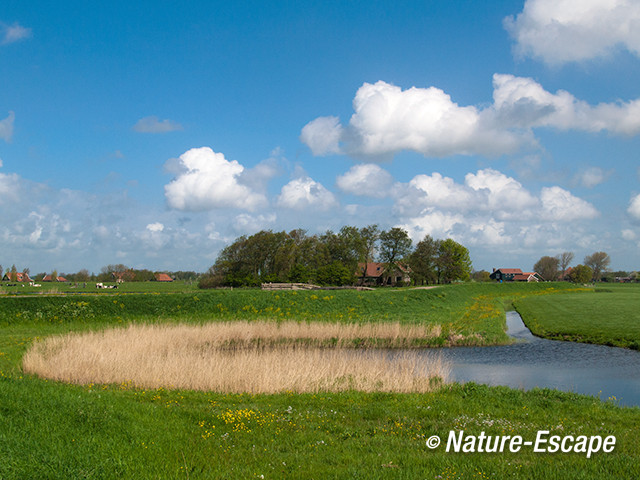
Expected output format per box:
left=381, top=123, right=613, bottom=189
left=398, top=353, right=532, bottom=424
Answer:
left=434, top=311, right=640, bottom=407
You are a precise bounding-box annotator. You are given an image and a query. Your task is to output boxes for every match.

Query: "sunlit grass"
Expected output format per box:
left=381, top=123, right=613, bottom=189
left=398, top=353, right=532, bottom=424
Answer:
left=514, top=287, right=640, bottom=349
left=4, top=282, right=639, bottom=479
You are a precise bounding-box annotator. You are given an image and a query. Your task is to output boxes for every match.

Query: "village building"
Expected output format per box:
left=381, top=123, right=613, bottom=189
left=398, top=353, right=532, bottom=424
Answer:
left=490, top=268, right=543, bottom=282
left=154, top=273, right=174, bottom=282
left=2, top=272, right=33, bottom=282
left=356, top=262, right=412, bottom=286
left=42, top=274, right=68, bottom=282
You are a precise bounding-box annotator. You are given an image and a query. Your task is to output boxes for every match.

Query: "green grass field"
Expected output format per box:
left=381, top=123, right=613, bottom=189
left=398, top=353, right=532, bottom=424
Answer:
left=514, top=284, right=640, bottom=349
left=1, top=282, right=639, bottom=479
left=0, top=280, right=199, bottom=295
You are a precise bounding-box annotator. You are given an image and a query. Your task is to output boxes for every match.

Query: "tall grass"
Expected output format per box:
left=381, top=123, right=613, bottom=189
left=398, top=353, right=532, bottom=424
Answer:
left=23, top=322, right=449, bottom=393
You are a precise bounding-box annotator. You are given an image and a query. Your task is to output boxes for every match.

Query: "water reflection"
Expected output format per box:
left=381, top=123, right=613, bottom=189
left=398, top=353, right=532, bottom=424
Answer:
left=431, top=311, right=640, bottom=407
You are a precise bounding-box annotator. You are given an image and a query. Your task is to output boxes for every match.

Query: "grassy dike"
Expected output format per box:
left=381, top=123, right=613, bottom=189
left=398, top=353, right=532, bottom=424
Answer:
left=1, top=283, right=639, bottom=479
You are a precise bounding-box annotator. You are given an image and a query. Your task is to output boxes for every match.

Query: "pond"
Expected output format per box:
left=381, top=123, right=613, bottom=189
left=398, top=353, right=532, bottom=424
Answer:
left=429, top=311, right=640, bottom=407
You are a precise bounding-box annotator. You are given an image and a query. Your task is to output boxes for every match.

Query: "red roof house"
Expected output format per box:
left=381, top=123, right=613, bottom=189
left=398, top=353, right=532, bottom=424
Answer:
left=356, top=262, right=411, bottom=286
left=154, top=273, right=173, bottom=282
left=490, top=268, right=543, bottom=282
left=43, top=274, right=67, bottom=282
left=2, top=272, right=33, bottom=282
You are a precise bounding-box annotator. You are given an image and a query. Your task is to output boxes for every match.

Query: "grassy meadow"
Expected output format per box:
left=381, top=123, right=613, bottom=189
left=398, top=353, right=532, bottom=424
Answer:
left=514, top=283, right=640, bottom=349
left=1, top=282, right=640, bottom=478
left=0, top=279, right=198, bottom=295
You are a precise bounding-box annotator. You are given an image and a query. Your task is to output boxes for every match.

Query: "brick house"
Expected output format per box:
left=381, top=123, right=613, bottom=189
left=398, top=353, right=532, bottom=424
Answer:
left=490, top=268, right=543, bottom=282
left=356, top=262, right=412, bottom=286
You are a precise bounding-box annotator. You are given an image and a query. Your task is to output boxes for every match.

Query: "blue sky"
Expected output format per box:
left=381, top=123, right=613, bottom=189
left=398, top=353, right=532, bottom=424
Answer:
left=1, top=0, right=640, bottom=274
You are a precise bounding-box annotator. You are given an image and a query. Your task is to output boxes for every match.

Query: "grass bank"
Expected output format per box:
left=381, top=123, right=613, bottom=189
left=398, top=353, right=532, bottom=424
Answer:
left=0, top=282, right=581, bottom=348
left=0, top=373, right=637, bottom=479
left=514, top=284, right=640, bottom=349
left=3, top=282, right=639, bottom=478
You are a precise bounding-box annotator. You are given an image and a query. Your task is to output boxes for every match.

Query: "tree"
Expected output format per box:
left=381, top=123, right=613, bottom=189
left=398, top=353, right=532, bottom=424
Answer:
left=315, top=261, right=355, bottom=286
left=437, top=239, right=472, bottom=283
left=557, top=252, right=574, bottom=279
left=534, top=256, right=559, bottom=281
left=569, top=264, right=593, bottom=284
left=0, top=265, right=3, bottom=279
left=322, top=226, right=366, bottom=273
left=584, top=252, right=611, bottom=281
left=378, top=228, right=412, bottom=265
left=359, top=224, right=380, bottom=263
left=409, top=235, right=440, bottom=285
left=471, top=270, right=491, bottom=282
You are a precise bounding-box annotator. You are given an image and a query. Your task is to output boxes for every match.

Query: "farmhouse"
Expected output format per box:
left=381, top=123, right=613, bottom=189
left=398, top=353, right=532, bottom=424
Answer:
left=154, top=273, right=173, bottom=282
left=356, top=262, right=412, bottom=286
left=42, top=274, right=68, bottom=282
left=2, top=272, right=33, bottom=282
left=490, top=268, right=543, bottom=282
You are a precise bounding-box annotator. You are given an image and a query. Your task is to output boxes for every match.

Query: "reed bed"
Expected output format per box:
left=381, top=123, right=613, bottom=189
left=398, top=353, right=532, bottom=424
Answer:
left=23, top=322, right=449, bottom=393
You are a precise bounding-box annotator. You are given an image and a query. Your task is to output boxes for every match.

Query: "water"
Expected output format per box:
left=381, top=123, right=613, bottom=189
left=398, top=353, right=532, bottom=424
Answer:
left=428, top=311, right=640, bottom=407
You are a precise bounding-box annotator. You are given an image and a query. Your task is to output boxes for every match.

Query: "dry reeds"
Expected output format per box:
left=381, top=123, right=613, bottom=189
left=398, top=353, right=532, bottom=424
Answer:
left=23, top=321, right=449, bottom=393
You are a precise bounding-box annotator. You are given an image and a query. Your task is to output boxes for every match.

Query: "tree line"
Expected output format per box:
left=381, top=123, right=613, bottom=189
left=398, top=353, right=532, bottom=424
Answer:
left=533, top=251, right=622, bottom=283
left=198, top=225, right=472, bottom=288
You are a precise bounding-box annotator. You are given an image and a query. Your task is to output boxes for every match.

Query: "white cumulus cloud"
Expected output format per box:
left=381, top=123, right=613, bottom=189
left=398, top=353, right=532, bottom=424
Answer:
left=233, top=213, right=277, bottom=233
left=303, top=81, right=525, bottom=158
left=398, top=209, right=466, bottom=241
left=394, top=169, right=539, bottom=219
left=628, top=193, right=640, bottom=219
left=622, top=229, right=637, bottom=241
left=146, top=222, right=164, bottom=232
left=0, top=111, right=15, bottom=142
left=336, top=164, right=394, bottom=198
left=133, top=115, right=183, bottom=134
left=465, top=168, right=540, bottom=216
left=540, top=186, right=599, bottom=221
left=492, top=74, right=640, bottom=135
left=504, top=0, right=640, bottom=65
left=164, top=147, right=266, bottom=211
left=277, top=177, right=338, bottom=211
left=299, top=116, right=343, bottom=156
left=575, top=166, right=611, bottom=188
left=393, top=168, right=600, bottom=256
left=302, top=75, right=640, bottom=160
left=1, top=22, right=31, bottom=45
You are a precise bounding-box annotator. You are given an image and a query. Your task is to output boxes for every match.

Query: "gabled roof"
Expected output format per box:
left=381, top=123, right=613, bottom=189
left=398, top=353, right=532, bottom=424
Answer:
left=357, top=262, right=412, bottom=278
left=154, top=273, right=173, bottom=282
left=43, top=275, right=67, bottom=282
left=513, top=273, right=533, bottom=281
left=3, top=272, right=33, bottom=282
left=357, top=262, right=385, bottom=277
left=513, top=272, right=542, bottom=281
left=495, top=268, right=523, bottom=274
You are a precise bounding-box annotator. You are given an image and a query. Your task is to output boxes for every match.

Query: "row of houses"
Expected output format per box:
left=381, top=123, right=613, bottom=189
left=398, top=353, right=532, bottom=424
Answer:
left=356, top=264, right=546, bottom=285
left=3, top=266, right=543, bottom=285
left=2, top=272, right=174, bottom=283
